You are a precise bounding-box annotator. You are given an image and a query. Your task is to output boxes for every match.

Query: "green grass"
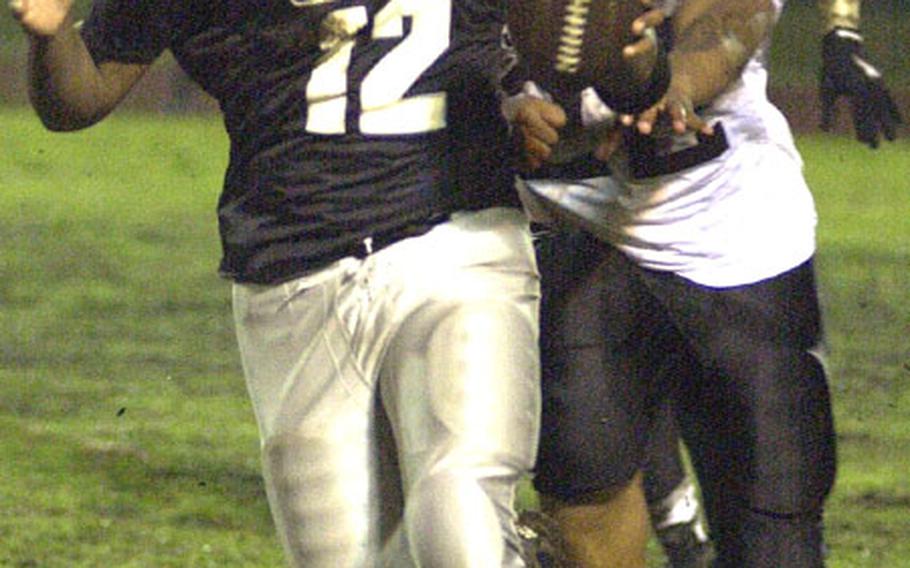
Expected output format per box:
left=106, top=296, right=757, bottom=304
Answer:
left=2, top=108, right=909, bottom=566
left=802, top=134, right=910, bottom=566
left=0, top=109, right=285, bottom=567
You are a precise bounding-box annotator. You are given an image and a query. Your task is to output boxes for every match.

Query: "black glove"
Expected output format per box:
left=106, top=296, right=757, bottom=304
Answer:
left=820, top=27, right=903, bottom=148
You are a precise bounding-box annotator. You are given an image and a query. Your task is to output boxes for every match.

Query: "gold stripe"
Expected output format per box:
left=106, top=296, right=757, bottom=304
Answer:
left=818, top=0, right=860, bottom=31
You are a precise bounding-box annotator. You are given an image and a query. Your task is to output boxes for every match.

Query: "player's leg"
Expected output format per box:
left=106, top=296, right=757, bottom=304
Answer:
left=643, top=401, right=713, bottom=568
left=642, top=402, right=687, bottom=517
left=645, top=259, right=837, bottom=567
left=378, top=207, right=541, bottom=567
left=539, top=475, right=650, bottom=568
left=233, top=260, right=398, bottom=567
left=533, top=230, right=674, bottom=568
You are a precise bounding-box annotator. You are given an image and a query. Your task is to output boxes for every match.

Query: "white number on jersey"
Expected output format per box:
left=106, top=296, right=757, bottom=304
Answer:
left=305, top=0, right=451, bottom=135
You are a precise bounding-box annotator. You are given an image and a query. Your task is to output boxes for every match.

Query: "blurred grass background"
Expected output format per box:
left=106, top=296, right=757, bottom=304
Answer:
left=0, top=112, right=280, bottom=566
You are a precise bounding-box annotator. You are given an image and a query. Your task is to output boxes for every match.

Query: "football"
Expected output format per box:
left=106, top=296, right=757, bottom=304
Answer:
left=506, top=0, right=659, bottom=112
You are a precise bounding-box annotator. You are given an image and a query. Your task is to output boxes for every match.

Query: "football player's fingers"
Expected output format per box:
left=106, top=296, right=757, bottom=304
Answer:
left=521, top=129, right=554, bottom=164
left=881, top=117, right=897, bottom=142
left=888, top=96, right=904, bottom=125
left=631, top=8, right=665, bottom=36
left=660, top=99, right=690, bottom=134
left=522, top=98, right=567, bottom=130
left=883, top=112, right=902, bottom=142
left=635, top=117, right=654, bottom=135
left=514, top=103, right=564, bottom=145
left=634, top=104, right=662, bottom=135
left=649, top=92, right=699, bottom=135
left=876, top=93, right=901, bottom=142
left=850, top=100, right=878, bottom=148
left=854, top=122, right=878, bottom=148
left=665, top=104, right=684, bottom=133
left=539, top=101, right=568, bottom=130
left=679, top=106, right=712, bottom=136
left=622, top=35, right=655, bottom=60
left=514, top=135, right=542, bottom=172
left=879, top=88, right=904, bottom=125
left=623, top=45, right=659, bottom=88
left=527, top=122, right=560, bottom=146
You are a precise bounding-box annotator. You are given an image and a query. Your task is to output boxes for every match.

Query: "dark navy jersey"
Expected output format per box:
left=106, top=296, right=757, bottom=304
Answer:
left=81, top=0, right=519, bottom=283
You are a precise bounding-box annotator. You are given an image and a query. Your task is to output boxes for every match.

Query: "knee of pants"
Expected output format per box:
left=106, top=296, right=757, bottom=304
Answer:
left=260, top=432, right=385, bottom=567
left=404, top=470, right=516, bottom=567
left=689, top=351, right=837, bottom=517
left=534, top=400, right=643, bottom=501
left=755, top=369, right=837, bottom=514
left=697, top=434, right=836, bottom=523
left=754, top=450, right=836, bottom=516
left=534, top=453, right=640, bottom=504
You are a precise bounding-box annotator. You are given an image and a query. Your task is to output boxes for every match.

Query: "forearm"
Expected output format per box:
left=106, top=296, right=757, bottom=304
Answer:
left=27, top=15, right=144, bottom=131
left=669, top=0, right=775, bottom=108
left=818, top=0, right=860, bottom=31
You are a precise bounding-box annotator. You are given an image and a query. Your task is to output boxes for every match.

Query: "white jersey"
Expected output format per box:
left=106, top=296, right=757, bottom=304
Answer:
left=525, top=0, right=817, bottom=288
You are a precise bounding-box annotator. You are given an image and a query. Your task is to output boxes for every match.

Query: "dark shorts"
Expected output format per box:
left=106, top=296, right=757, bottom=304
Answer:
left=532, top=229, right=837, bottom=520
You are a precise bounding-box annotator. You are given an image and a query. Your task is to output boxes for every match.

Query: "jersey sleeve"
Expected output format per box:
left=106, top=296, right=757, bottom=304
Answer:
left=79, top=0, right=177, bottom=65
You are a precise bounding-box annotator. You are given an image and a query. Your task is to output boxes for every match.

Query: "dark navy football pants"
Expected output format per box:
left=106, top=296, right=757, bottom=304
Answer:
left=533, top=229, right=837, bottom=567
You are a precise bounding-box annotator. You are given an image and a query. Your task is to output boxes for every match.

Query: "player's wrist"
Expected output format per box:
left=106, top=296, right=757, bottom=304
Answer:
left=608, top=37, right=671, bottom=116
left=666, top=55, right=713, bottom=112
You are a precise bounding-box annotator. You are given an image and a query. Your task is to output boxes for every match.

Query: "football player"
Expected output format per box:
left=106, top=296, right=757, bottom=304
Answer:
left=515, top=2, right=897, bottom=567
left=818, top=0, right=903, bottom=147
left=512, top=0, right=837, bottom=566
left=12, top=0, right=543, bottom=566
left=584, top=1, right=896, bottom=565
left=639, top=4, right=902, bottom=564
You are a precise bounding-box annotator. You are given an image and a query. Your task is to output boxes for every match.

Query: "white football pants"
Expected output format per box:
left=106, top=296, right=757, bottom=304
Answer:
left=233, top=207, right=541, bottom=567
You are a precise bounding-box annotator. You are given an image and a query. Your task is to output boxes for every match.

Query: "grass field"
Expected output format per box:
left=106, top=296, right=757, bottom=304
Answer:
left=1, top=107, right=908, bottom=567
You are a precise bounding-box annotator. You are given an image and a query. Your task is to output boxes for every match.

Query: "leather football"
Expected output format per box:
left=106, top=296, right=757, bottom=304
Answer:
left=507, top=0, right=656, bottom=111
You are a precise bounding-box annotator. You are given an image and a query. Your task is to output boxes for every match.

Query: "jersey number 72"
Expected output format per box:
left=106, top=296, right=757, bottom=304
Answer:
left=305, top=0, right=451, bottom=136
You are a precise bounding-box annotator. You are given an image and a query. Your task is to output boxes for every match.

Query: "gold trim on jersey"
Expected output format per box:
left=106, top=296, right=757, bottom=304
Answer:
left=818, top=0, right=860, bottom=31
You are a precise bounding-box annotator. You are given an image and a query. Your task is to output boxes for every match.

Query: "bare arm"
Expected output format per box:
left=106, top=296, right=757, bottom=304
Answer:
left=669, top=0, right=775, bottom=109
left=628, top=0, right=774, bottom=134
left=12, top=0, right=149, bottom=131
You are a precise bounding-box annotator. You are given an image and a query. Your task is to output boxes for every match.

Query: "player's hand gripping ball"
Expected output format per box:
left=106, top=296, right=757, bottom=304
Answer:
left=507, top=0, right=660, bottom=113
